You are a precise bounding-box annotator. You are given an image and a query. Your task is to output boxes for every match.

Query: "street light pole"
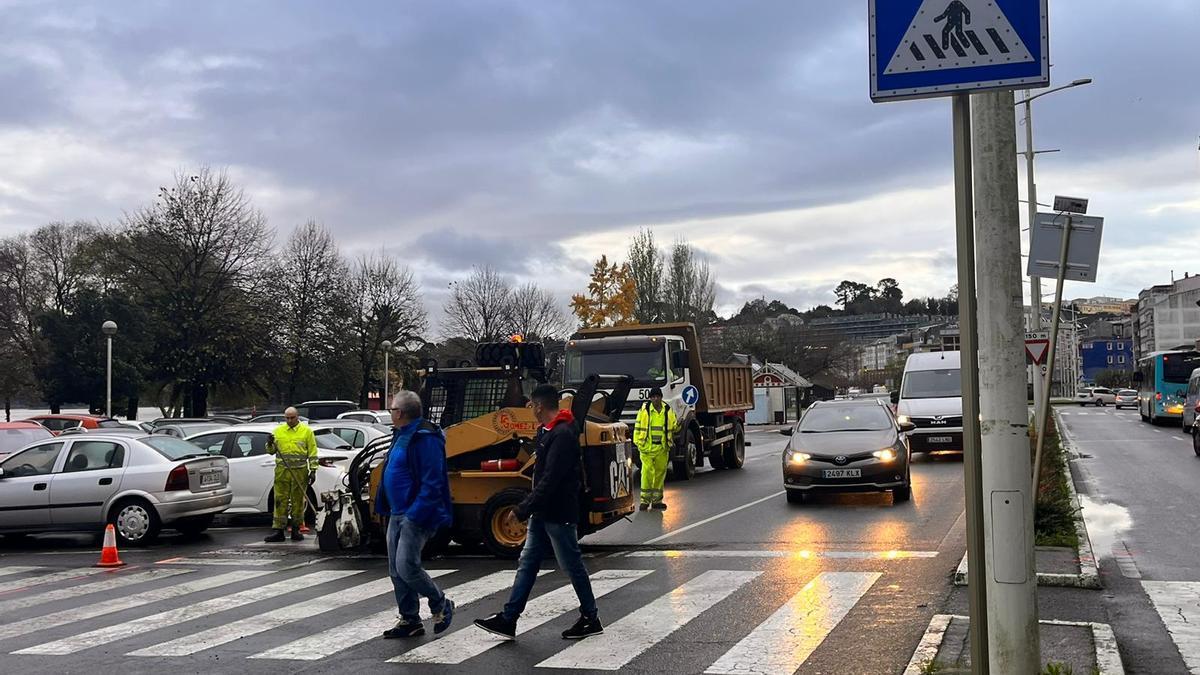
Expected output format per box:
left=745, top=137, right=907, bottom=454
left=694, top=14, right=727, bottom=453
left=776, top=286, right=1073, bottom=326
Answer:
left=102, top=321, right=117, bottom=418
left=1017, top=78, right=1092, bottom=425
left=381, top=339, right=393, bottom=409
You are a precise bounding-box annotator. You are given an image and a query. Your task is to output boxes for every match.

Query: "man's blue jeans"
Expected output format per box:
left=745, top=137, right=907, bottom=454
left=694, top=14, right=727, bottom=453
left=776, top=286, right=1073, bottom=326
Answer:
left=386, top=515, right=446, bottom=622
left=503, top=516, right=597, bottom=621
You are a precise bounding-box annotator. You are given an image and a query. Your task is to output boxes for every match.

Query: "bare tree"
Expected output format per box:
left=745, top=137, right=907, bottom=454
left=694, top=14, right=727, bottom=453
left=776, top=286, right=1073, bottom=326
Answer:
left=0, top=236, right=49, bottom=396
left=275, top=221, right=348, bottom=401
left=508, top=282, right=572, bottom=340
left=627, top=228, right=664, bottom=324
left=442, top=266, right=513, bottom=343
left=663, top=238, right=717, bottom=325
left=345, top=253, right=428, bottom=407
left=27, top=221, right=99, bottom=312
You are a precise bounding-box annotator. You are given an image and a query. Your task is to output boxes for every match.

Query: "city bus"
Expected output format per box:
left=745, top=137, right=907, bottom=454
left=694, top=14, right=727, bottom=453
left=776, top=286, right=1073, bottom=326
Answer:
left=1137, top=350, right=1200, bottom=424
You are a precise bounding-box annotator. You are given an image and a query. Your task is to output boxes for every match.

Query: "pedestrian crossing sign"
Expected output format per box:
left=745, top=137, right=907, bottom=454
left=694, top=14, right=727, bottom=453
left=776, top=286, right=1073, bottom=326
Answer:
left=869, top=0, right=1048, bottom=102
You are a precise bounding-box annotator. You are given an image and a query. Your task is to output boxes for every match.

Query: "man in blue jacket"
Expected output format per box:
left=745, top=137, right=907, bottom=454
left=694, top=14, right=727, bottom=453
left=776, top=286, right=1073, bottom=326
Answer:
left=374, top=389, right=454, bottom=638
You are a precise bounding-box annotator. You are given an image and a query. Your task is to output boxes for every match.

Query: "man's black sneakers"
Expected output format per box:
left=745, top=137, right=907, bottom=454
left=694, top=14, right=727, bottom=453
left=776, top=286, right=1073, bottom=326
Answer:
left=474, top=613, right=517, bottom=640
left=561, top=615, right=604, bottom=640
left=263, top=529, right=285, bottom=543
left=382, top=620, right=425, bottom=639
left=651, top=502, right=667, bottom=511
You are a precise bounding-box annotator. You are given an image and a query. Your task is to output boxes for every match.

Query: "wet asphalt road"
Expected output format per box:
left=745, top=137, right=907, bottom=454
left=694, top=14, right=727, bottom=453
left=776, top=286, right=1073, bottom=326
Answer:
left=0, top=426, right=970, bottom=674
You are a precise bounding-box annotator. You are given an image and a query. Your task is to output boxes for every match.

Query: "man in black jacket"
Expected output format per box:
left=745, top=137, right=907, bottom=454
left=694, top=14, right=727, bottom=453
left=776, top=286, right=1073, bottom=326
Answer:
left=474, top=384, right=602, bottom=641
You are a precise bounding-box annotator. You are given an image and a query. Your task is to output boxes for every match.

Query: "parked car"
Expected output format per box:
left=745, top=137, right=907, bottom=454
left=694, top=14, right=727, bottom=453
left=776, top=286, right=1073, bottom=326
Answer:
left=781, top=398, right=915, bottom=505
left=147, top=416, right=244, bottom=429
left=152, top=422, right=229, bottom=439
left=337, top=409, right=392, bottom=425
left=1114, top=389, right=1139, bottom=410
left=0, top=422, right=54, bottom=461
left=23, top=414, right=124, bottom=436
left=184, top=424, right=354, bottom=518
left=118, top=420, right=155, bottom=433
left=1076, top=387, right=1117, bottom=406
left=294, top=400, right=358, bottom=420
left=311, top=420, right=393, bottom=451
left=0, top=433, right=231, bottom=544
left=249, top=413, right=309, bottom=424
left=60, top=427, right=149, bottom=437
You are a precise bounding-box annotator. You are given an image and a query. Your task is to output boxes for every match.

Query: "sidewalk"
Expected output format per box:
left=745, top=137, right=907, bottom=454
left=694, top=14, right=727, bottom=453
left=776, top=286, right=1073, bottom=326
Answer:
left=905, top=614, right=1124, bottom=674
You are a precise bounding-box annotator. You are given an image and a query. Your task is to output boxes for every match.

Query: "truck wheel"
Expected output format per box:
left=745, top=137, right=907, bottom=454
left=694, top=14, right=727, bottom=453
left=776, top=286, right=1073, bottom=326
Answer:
left=722, top=424, right=746, bottom=470
left=480, top=488, right=529, bottom=559
left=671, top=429, right=699, bottom=481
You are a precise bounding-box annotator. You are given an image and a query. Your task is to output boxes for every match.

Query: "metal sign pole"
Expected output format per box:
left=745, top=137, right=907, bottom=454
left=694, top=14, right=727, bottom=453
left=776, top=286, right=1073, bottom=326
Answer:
left=1032, top=215, right=1073, bottom=492
left=952, top=92, right=989, bottom=674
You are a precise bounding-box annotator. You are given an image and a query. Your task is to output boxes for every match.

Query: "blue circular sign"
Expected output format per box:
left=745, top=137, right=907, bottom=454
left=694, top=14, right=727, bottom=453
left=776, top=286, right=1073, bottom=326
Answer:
left=682, top=385, right=699, bottom=407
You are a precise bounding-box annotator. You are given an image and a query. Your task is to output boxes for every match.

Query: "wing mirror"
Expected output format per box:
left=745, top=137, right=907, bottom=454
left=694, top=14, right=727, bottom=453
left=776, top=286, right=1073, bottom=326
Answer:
left=890, top=390, right=900, bottom=405
left=671, top=350, right=690, bottom=370
left=778, top=427, right=794, bottom=436
left=899, top=421, right=917, bottom=433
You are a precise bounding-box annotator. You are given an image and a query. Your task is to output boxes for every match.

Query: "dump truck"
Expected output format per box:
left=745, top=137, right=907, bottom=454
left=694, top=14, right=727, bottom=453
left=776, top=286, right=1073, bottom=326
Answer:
left=315, top=340, right=637, bottom=558
left=564, top=322, right=754, bottom=480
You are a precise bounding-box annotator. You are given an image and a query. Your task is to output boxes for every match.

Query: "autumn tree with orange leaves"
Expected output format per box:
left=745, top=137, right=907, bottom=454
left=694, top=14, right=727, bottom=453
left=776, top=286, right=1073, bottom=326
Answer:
left=571, top=255, right=637, bottom=328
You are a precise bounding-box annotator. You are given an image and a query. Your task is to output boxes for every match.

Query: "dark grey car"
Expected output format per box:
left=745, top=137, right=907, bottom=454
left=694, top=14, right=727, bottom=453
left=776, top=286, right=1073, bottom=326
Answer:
left=780, top=399, right=916, bottom=505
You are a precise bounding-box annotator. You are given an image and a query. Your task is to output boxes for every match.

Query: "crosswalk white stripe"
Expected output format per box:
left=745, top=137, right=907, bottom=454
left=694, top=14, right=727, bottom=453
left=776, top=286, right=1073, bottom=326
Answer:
left=0, top=566, right=43, bottom=579
left=537, top=570, right=760, bottom=671
left=0, top=568, right=193, bottom=614
left=389, top=569, right=654, bottom=665
left=0, top=566, right=109, bottom=594
left=131, top=569, right=454, bottom=657
left=251, top=569, right=539, bottom=661
left=1144, top=581, right=1200, bottom=673
left=0, top=569, right=272, bottom=642
left=14, top=569, right=361, bottom=655
left=624, top=550, right=938, bottom=560
left=705, top=571, right=882, bottom=675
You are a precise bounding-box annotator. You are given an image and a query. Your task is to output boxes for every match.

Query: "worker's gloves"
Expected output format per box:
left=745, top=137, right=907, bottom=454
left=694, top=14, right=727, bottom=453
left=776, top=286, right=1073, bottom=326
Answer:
left=307, top=471, right=316, bottom=485
left=515, top=504, right=531, bottom=523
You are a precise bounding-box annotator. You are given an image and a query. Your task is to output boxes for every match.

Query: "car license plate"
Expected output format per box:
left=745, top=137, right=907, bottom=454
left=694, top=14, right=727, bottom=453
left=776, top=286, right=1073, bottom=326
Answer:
left=200, top=471, right=221, bottom=487
left=822, top=469, right=861, bottom=479
left=928, top=436, right=953, bottom=443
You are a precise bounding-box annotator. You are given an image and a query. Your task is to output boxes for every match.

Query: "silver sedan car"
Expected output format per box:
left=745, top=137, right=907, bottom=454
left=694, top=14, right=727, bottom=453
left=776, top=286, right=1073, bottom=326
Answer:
left=0, top=433, right=231, bottom=545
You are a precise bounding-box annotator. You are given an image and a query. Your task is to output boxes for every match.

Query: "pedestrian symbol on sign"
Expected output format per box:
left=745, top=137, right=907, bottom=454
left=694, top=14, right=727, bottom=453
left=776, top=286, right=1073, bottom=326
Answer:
left=884, top=0, right=1034, bottom=76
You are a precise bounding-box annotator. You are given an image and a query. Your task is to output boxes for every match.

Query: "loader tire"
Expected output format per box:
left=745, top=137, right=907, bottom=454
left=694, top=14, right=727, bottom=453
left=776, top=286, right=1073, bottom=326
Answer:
left=480, top=488, right=529, bottom=559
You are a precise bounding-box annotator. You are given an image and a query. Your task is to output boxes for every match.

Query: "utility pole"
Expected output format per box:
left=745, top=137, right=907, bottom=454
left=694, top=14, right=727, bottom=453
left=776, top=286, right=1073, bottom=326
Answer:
left=1022, top=91, right=1046, bottom=420
left=972, top=90, right=1040, bottom=672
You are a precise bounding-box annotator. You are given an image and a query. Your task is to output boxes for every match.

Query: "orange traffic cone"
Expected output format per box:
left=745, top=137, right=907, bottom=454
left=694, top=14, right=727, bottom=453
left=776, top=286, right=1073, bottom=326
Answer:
left=96, top=524, right=125, bottom=568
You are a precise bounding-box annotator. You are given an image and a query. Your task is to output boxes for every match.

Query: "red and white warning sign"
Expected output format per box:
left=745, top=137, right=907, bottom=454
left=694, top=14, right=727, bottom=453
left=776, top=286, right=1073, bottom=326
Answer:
left=1025, top=331, right=1050, bottom=365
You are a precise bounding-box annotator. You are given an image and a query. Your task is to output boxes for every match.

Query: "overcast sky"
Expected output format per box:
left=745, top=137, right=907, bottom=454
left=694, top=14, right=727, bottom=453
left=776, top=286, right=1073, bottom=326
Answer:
left=1, top=1, right=1197, bottom=322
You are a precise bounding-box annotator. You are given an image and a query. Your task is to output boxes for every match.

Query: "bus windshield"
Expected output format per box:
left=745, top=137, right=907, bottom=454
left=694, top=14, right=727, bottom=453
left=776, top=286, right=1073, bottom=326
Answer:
left=1163, top=352, right=1200, bottom=384
left=564, top=348, right=666, bottom=387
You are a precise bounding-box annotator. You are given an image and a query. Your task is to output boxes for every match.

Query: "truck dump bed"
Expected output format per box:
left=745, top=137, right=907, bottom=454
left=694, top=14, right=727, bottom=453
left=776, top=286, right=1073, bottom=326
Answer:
left=572, top=322, right=753, bottom=414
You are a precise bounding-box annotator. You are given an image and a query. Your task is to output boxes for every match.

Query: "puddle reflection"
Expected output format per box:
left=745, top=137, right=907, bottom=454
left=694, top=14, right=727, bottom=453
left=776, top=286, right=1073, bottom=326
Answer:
left=1078, top=494, right=1132, bottom=559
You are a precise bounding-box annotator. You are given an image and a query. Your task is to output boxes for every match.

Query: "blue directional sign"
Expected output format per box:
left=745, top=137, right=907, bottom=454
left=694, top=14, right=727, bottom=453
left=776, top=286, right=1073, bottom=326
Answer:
left=870, top=0, right=1048, bottom=102
left=681, top=385, right=699, bottom=407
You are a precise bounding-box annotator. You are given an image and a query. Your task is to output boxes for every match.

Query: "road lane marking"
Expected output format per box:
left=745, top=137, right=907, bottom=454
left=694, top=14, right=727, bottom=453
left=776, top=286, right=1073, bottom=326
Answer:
left=0, top=566, right=42, bottom=579
left=1144, top=581, right=1200, bottom=673
left=537, top=570, right=760, bottom=671
left=156, top=557, right=279, bottom=566
left=0, top=568, right=192, bottom=614
left=129, top=569, right=454, bottom=656
left=250, top=570, right=531, bottom=661
left=14, top=569, right=361, bottom=655
left=0, top=567, right=109, bottom=594
left=388, top=569, right=653, bottom=665
left=622, top=550, right=937, bottom=559
left=0, top=569, right=272, bottom=642
left=642, top=491, right=785, bottom=544
left=706, top=572, right=882, bottom=675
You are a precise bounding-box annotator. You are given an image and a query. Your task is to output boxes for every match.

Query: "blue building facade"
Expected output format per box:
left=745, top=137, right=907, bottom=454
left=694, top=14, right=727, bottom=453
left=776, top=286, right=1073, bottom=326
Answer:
left=1080, top=337, right=1134, bottom=383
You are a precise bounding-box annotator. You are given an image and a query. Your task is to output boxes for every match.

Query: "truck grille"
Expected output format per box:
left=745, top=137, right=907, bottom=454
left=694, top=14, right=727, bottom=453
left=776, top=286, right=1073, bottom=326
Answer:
left=911, top=416, right=962, bottom=428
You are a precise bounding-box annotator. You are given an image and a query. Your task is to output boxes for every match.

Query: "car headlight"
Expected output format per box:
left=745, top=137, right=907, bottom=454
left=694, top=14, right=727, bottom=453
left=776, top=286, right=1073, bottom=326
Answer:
left=872, top=448, right=897, bottom=462
left=896, top=414, right=911, bottom=425
left=788, top=451, right=812, bottom=465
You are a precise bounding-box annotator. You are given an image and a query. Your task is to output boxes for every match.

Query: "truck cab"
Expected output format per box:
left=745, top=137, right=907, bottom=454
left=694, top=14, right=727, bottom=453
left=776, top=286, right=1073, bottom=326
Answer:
left=564, top=335, right=690, bottom=431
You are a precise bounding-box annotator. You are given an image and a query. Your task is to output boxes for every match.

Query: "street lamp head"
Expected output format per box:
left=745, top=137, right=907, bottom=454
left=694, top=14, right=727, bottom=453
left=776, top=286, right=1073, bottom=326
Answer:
left=1070, top=78, right=1093, bottom=87
left=381, top=340, right=392, bottom=351
left=101, top=320, right=117, bottom=336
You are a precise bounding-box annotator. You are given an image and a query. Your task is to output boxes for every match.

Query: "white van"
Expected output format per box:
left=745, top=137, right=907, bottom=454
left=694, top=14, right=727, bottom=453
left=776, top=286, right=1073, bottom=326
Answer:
left=1184, top=368, right=1200, bottom=433
left=893, top=351, right=962, bottom=453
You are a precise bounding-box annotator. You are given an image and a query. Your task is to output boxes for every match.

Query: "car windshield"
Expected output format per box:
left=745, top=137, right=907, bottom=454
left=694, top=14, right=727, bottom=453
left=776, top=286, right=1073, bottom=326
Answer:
left=34, top=418, right=81, bottom=432
left=174, top=422, right=226, bottom=435
left=901, top=368, right=962, bottom=399
left=143, top=436, right=207, bottom=460
left=564, top=348, right=666, bottom=387
left=316, top=434, right=352, bottom=450
left=0, top=427, right=53, bottom=454
left=799, top=405, right=893, bottom=433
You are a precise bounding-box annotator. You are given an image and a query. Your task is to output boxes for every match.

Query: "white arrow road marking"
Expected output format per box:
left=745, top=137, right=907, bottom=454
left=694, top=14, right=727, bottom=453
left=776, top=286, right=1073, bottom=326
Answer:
left=0, top=568, right=192, bottom=614
left=14, top=569, right=360, bottom=655
left=250, top=569, right=538, bottom=661
left=705, top=572, right=882, bottom=675
left=389, top=569, right=653, bottom=666
left=0, top=569, right=272, bottom=642
left=537, top=570, right=760, bottom=671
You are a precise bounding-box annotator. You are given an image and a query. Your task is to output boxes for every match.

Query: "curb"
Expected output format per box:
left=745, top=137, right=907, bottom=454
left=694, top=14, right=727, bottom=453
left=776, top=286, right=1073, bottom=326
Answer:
left=902, top=614, right=1125, bottom=674
left=952, top=408, right=1101, bottom=589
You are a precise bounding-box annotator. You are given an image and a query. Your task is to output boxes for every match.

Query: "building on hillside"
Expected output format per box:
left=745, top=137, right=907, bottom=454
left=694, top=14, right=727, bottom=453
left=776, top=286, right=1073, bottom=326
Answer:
left=805, top=313, right=947, bottom=343
left=1072, top=296, right=1137, bottom=315
left=1135, top=274, right=1200, bottom=359
left=1080, top=336, right=1134, bottom=383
